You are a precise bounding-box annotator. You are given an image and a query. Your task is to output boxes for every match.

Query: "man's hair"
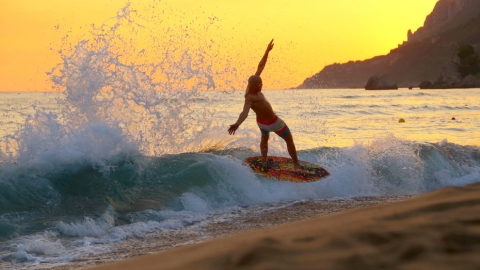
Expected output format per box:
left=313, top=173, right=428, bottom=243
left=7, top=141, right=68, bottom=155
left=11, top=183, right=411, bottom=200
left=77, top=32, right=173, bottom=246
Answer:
left=248, top=75, right=262, bottom=88
left=248, top=75, right=262, bottom=85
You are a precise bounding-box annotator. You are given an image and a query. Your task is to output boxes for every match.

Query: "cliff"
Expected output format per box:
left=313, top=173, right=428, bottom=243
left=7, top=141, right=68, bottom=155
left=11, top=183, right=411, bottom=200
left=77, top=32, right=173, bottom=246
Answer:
left=299, top=0, right=480, bottom=89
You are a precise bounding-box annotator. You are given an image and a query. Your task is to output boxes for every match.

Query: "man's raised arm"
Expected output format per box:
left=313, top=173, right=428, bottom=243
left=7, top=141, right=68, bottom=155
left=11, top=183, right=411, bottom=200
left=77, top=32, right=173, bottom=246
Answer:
left=255, top=39, right=274, bottom=76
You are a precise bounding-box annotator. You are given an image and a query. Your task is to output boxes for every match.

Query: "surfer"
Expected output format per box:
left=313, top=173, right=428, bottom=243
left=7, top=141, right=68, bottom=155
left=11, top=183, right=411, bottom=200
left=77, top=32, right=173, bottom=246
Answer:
left=228, top=39, right=302, bottom=170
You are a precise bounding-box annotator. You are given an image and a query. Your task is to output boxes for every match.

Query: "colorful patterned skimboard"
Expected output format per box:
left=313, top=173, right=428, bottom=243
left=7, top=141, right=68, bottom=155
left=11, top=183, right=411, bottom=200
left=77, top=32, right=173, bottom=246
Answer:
left=244, top=156, right=330, bottom=183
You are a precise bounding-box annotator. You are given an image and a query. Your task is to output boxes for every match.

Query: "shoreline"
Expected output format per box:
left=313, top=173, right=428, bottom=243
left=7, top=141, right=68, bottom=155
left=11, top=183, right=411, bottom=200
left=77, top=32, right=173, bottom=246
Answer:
left=88, top=182, right=480, bottom=270
left=45, top=196, right=411, bottom=270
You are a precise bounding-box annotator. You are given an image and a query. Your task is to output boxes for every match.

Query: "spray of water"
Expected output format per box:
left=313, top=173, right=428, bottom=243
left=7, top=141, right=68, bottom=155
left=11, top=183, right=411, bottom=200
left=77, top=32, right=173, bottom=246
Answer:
left=0, top=3, right=240, bottom=167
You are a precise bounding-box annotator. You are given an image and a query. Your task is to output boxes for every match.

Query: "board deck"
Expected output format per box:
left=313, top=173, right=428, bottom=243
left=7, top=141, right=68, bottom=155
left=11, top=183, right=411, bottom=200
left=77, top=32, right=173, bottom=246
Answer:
left=244, top=156, right=330, bottom=183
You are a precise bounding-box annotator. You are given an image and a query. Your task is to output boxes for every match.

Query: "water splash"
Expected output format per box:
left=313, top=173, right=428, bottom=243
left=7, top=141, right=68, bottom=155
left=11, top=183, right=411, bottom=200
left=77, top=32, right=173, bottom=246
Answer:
left=1, top=2, right=238, bottom=166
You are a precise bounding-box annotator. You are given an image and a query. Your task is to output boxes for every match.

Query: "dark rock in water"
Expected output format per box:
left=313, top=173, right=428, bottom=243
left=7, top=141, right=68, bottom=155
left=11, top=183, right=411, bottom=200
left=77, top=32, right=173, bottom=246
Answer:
left=424, top=69, right=480, bottom=89
left=473, top=72, right=480, bottom=87
left=432, top=62, right=463, bottom=88
left=462, top=74, right=479, bottom=88
left=419, top=81, right=433, bottom=89
left=429, top=67, right=480, bottom=89
left=365, top=74, right=398, bottom=90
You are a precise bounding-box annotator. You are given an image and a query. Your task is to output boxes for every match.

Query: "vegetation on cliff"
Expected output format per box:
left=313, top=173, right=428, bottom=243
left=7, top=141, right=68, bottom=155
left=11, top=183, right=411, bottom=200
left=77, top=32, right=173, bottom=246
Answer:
left=456, top=44, right=480, bottom=78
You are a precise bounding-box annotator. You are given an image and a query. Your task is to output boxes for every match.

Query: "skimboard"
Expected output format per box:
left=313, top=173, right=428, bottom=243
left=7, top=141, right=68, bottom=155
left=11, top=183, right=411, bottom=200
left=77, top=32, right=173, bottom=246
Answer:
left=244, top=156, right=330, bottom=183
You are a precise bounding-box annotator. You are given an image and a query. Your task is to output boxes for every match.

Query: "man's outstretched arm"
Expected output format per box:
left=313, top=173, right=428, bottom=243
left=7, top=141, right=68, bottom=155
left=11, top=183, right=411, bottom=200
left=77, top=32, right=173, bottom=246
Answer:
left=228, top=98, right=253, bottom=135
left=255, top=39, right=274, bottom=76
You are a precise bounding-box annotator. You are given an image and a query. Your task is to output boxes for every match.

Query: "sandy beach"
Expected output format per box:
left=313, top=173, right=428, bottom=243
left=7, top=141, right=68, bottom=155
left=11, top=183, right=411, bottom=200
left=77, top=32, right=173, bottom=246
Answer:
left=88, top=182, right=480, bottom=270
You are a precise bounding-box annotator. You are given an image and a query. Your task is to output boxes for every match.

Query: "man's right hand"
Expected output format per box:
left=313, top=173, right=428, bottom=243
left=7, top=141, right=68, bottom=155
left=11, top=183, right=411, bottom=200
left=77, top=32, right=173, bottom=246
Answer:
left=255, top=39, right=274, bottom=76
left=228, top=124, right=239, bottom=135
left=266, top=39, right=274, bottom=52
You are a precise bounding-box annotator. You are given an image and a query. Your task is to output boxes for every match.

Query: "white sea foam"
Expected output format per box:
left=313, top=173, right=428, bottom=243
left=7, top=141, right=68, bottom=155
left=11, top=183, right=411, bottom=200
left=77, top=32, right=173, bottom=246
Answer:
left=4, top=232, right=73, bottom=267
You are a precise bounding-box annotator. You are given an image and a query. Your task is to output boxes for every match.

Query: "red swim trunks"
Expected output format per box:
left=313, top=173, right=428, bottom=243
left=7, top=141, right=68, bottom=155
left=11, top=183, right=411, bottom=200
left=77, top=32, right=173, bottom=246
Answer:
left=256, top=116, right=291, bottom=138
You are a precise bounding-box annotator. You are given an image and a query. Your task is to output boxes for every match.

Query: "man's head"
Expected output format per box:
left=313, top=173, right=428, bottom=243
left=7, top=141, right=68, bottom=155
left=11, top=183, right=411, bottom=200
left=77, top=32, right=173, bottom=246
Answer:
left=248, top=75, right=262, bottom=93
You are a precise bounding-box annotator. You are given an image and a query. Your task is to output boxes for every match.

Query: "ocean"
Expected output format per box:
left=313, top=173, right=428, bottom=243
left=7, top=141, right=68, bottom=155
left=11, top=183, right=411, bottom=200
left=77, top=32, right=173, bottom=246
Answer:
left=1, top=6, right=480, bottom=268
left=0, top=87, right=479, bottom=269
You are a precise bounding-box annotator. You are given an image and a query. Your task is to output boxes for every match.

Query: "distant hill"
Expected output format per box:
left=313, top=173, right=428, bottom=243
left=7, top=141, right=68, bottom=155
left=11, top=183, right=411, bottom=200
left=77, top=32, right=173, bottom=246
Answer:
left=298, top=0, right=480, bottom=89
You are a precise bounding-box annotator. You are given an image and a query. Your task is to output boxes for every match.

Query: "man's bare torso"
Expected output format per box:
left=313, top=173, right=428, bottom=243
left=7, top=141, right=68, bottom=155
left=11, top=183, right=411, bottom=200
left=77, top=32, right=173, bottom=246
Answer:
left=246, top=92, right=276, bottom=121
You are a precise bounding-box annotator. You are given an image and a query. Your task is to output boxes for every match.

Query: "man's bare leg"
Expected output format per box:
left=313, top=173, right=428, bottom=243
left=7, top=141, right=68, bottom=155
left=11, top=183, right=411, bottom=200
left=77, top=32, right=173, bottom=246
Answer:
left=260, top=133, right=269, bottom=168
left=282, top=133, right=302, bottom=170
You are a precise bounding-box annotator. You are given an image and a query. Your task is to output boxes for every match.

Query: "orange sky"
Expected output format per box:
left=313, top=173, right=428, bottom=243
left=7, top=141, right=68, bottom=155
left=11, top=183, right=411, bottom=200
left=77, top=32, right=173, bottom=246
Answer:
left=0, top=0, right=438, bottom=92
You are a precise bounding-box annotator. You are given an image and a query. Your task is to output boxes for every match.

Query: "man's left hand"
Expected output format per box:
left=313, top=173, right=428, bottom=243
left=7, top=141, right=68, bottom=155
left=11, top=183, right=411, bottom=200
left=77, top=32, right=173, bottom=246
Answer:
left=228, top=124, right=239, bottom=135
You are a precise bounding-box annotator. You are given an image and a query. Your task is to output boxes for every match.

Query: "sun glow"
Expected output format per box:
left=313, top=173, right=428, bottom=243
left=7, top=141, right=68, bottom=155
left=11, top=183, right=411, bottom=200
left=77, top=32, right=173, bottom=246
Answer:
left=0, top=0, right=438, bottom=92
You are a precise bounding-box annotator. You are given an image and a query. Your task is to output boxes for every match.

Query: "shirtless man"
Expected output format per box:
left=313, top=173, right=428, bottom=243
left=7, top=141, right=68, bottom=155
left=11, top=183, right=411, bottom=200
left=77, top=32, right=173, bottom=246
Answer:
left=228, top=39, right=302, bottom=169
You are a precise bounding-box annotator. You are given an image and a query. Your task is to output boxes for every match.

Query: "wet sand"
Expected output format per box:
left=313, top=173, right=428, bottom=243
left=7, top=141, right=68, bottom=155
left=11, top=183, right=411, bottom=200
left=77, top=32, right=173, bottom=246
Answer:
left=89, top=182, right=480, bottom=270
left=46, top=196, right=410, bottom=269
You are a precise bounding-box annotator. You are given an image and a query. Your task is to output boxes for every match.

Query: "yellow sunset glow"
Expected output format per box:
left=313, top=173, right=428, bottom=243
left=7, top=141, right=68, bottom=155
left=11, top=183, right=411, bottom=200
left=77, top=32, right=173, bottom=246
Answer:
left=0, top=0, right=438, bottom=92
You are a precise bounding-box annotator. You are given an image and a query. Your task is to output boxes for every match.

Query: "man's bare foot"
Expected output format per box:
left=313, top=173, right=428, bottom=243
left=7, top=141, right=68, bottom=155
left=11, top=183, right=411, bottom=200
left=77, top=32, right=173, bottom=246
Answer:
left=294, top=162, right=304, bottom=170
left=261, top=158, right=268, bottom=171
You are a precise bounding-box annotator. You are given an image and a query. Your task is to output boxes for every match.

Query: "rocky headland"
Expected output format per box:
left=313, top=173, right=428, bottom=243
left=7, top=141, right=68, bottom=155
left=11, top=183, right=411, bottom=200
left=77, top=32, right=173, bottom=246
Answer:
left=298, top=0, right=480, bottom=89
